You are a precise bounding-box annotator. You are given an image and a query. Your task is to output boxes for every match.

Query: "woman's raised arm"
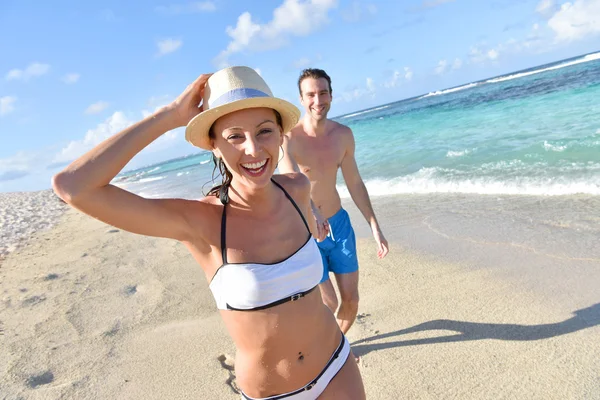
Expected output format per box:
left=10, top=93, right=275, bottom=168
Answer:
left=52, top=74, right=212, bottom=241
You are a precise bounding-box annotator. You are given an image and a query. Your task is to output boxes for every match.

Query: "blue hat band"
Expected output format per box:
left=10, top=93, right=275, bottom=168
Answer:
left=209, top=88, right=270, bottom=109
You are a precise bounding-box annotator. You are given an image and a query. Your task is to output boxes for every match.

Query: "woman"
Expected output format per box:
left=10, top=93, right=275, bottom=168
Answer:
left=53, top=66, right=366, bottom=399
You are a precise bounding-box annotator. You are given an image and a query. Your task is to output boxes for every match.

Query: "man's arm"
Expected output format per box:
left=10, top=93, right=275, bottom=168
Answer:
left=280, top=133, right=328, bottom=241
left=279, top=134, right=301, bottom=174
left=340, top=128, right=389, bottom=258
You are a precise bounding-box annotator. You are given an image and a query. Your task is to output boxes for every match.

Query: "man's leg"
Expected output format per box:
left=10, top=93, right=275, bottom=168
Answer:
left=319, top=279, right=339, bottom=314
left=317, top=239, right=338, bottom=314
left=326, top=208, right=359, bottom=334
left=333, top=271, right=359, bottom=334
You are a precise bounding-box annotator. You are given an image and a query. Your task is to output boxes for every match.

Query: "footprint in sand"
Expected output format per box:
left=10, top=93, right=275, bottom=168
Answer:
left=356, top=313, right=380, bottom=335
left=353, top=313, right=380, bottom=365
left=26, top=371, right=54, bottom=389
left=0, top=320, right=4, bottom=336
left=103, top=320, right=122, bottom=338
left=217, top=354, right=240, bottom=394
left=21, top=295, right=46, bottom=307
left=44, top=273, right=60, bottom=281
left=123, top=285, right=137, bottom=297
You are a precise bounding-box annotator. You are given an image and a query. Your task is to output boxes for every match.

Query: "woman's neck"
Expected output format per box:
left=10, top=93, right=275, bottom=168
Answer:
left=227, top=179, right=279, bottom=212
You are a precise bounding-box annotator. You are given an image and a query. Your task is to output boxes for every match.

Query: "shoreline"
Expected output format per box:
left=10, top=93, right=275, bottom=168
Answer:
left=1, top=193, right=599, bottom=398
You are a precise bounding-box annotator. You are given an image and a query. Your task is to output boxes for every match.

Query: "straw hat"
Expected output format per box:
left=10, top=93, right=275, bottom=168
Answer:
left=185, top=66, right=300, bottom=150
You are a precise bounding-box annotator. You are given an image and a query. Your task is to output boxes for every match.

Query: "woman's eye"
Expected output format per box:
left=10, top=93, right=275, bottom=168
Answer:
left=227, top=134, right=242, bottom=140
left=258, top=129, right=272, bottom=135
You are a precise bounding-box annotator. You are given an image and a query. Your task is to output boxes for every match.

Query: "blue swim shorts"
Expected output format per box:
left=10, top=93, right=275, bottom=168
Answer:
left=317, top=208, right=359, bottom=283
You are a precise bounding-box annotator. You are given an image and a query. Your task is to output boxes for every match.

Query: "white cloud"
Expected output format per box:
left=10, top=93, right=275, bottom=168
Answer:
left=0, top=151, right=38, bottom=181
left=0, top=96, right=17, bottom=116
left=384, top=71, right=401, bottom=88
left=366, top=77, right=375, bottom=93
left=435, top=59, right=448, bottom=74
left=54, top=112, right=135, bottom=164
left=338, top=77, right=376, bottom=103
left=469, top=45, right=501, bottom=63
left=487, top=49, right=499, bottom=60
left=536, top=0, right=557, bottom=17
left=62, top=73, right=80, bottom=84
left=214, top=0, right=338, bottom=67
left=54, top=105, right=182, bottom=168
left=293, top=57, right=312, bottom=69
left=452, top=57, right=463, bottom=69
left=383, top=67, right=412, bottom=88
left=85, top=101, right=110, bottom=115
left=5, top=62, right=50, bottom=81
left=156, top=2, right=216, bottom=14
left=505, top=34, right=544, bottom=53
left=547, top=0, right=600, bottom=41
left=342, top=1, right=377, bottom=22
left=137, top=97, right=183, bottom=153
left=339, top=88, right=365, bottom=102
left=156, top=38, right=183, bottom=57
left=145, top=129, right=182, bottom=153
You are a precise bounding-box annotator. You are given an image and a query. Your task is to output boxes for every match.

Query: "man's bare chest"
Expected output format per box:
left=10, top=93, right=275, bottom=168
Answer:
left=293, top=136, right=344, bottom=172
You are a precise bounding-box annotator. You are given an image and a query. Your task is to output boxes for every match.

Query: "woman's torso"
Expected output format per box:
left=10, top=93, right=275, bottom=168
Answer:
left=183, top=176, right=342, bottom=397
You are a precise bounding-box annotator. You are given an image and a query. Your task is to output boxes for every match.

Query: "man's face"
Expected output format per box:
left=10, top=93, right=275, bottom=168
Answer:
left=300, top=77, right=332, bottom=121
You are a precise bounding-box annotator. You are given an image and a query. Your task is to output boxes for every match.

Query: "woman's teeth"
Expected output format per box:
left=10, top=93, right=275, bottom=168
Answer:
left=241, top=160, right=267, bottom=170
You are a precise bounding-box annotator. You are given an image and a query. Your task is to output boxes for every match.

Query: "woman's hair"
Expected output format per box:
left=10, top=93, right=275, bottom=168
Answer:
left=207, top=109, right=283, bottom=205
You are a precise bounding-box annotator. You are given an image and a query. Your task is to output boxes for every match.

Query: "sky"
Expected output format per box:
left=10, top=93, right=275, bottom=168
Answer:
left=1, top=0, right=599, bottom=192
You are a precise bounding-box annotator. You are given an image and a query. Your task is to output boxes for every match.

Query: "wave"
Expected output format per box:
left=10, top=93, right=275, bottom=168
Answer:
left=336, top=167, right=600, bottom=197
left=200, top=159, right=211, bottom=165
left=137, top=176, right=165, bottom=183
left=486, top=52, right=600, bottom=84
left=446, top=148, right=476, bottom=158
left=420, top=83, right=479, bottom=99
left=543, top=141, right=567, bottom=152
left=341, top=105, right=390, bottom=119
left=337, top=177, right=600, bottom=197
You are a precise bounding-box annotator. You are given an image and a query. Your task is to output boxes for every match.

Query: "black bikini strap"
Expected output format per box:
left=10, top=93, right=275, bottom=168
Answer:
left=220, top=205, right=228, bottom=264
left=271, top=178, right=311, bottom=234
left=221, top=180, right=308, bottom=265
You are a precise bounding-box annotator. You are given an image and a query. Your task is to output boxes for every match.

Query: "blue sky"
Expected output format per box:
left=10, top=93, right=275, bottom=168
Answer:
left=1, top=0, right=599, bottom=192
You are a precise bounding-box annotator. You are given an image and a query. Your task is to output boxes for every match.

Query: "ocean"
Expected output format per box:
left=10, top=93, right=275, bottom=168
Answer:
left=114, top=51, right=600, bottom=200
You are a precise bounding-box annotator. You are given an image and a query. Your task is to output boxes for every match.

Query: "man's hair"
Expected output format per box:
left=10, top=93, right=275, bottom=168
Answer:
left=297, top=68, right=332, bottom=96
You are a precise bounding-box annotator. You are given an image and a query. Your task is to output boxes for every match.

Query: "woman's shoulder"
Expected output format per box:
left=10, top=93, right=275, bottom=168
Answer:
left=272, top=173, right=310, bottom=199
left=176, top=194, right=223, bottom=238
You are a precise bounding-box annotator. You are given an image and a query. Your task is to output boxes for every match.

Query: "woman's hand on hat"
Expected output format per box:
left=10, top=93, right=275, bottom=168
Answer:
left=165, top=73, right=212, bottom=128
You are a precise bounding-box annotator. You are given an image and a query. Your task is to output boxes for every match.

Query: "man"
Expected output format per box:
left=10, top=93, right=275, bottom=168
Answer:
left=280, top=68, right=389, bottom=335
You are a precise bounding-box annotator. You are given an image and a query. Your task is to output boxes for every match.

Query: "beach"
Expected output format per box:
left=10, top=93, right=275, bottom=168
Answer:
left=1, top=191, right=599, bottom=399
left=3, top=52, right=600, bottom=399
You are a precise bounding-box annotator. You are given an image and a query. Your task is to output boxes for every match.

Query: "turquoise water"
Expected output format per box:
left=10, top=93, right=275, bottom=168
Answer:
left=115, top=52, right=600, bottom=199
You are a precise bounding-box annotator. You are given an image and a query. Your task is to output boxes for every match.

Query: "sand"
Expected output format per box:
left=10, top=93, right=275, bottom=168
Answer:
left=1, top=192, right=599, bottom=399
left=0, top=190, right=66, bottom=260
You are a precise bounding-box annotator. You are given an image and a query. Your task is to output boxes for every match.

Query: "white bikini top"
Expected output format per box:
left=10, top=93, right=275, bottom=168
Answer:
left=209, top=179, right=323, bottom=311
